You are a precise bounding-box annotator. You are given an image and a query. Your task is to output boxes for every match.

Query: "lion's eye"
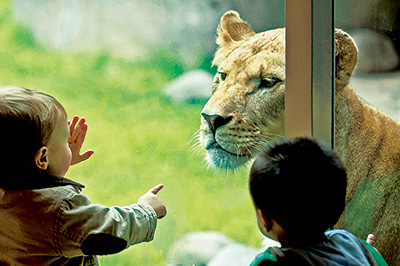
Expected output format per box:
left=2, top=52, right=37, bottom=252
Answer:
left=218, top=72, right=227, bottom=81
left=259, top=77, right=281, bottom=89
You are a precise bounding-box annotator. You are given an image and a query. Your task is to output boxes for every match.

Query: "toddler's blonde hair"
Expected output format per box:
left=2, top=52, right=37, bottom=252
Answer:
left=0, top=86, right=66, bottom=172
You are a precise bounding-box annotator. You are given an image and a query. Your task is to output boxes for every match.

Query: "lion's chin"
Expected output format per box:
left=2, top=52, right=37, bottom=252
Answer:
left=205, top=147, right=250, bottom=170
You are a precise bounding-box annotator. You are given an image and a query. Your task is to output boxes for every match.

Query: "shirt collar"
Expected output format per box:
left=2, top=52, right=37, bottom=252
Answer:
left=1, top=171, right=84, bottom=190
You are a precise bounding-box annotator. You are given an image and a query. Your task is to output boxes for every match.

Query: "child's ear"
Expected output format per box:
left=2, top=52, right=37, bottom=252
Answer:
left=35, top=146, right=49, bottom=170
left=257, top=208, right=273, bottom=232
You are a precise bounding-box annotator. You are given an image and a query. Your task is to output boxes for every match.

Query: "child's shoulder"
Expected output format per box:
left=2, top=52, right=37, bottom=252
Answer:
left=325, top=229, right=355, bottom=238
left=325, top=229, right=388, bottom=266
left=26, top=184, right=86, bottom=208
left=324, top=229, right=369, bottom=253
left=250, top=247, right=277, bottom=266
left=250, top=230, right=387, bottom=266
left=323, top=229, right=368, bottom=257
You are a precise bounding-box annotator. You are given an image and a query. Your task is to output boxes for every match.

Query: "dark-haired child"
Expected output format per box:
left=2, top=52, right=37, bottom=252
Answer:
left=0, top=86, right=167, bottom=265
left=249, top=137, right=387, bottom=265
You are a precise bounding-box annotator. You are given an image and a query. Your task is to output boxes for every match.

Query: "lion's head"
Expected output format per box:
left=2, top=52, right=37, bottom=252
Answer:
left=200, top=11, right=357, bottom=169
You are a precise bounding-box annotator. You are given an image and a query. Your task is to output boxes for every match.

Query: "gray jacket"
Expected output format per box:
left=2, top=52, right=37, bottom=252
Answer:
left=0, top=174, right=157, bottom=265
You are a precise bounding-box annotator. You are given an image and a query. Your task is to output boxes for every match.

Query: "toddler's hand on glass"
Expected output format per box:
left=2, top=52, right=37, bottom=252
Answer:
left=68, top=116, right=94, bottom=165
left=366, top=234, right=375, bottom=246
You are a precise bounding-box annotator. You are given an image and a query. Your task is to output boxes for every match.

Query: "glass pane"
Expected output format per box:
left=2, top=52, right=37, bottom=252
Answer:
left=335, top=0, right=400, bottom=121
left=2, top=1, right=286, bottom=265
left=334, top=1, right=400, bottom=265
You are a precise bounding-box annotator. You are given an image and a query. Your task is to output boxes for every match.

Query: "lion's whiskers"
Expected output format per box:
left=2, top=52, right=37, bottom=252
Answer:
left=188, top=130, right=204, bottom=158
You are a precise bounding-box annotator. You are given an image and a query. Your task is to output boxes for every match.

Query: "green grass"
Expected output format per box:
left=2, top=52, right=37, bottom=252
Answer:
left=0, top=1, right=262, bottom=264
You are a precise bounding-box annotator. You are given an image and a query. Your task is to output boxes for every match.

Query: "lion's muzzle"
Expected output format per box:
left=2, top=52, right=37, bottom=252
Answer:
left=201, top=113, right=232, bottom=136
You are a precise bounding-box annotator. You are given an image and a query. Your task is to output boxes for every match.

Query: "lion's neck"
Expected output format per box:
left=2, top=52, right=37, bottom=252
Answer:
left=334, top=86, right=358, bottom=167
left=334, top=85, right=400, bottom=197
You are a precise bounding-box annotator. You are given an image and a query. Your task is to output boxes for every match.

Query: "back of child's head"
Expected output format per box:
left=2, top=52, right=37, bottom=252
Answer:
left=249, top=137, right=347, bottom=241
left=0, top=86, right=66, bottom=177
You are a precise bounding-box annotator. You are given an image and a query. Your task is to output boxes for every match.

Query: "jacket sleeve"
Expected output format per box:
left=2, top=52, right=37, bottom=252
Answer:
left=55, top=187, right=157, bottom=257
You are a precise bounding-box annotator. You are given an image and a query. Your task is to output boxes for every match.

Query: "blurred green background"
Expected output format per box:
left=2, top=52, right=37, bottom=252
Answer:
left=0, top=1, right=262, bottom=265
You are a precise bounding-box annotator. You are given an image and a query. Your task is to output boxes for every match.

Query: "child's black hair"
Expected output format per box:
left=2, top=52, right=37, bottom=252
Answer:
left=249, top=137, right=347, bottom=242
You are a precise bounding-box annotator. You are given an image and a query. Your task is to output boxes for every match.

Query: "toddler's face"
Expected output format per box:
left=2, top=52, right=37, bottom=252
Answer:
left=45, top=116, right=72, bottom=177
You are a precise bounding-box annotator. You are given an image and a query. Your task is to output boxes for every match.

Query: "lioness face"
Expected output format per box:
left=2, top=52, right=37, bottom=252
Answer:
left=200, top=11, right=358, bottom=170
left=200, top=28, right=286, bottom=169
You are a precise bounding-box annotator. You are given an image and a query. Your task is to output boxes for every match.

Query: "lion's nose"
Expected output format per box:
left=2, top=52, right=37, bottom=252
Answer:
left=201, top=113, right=232, bottom=134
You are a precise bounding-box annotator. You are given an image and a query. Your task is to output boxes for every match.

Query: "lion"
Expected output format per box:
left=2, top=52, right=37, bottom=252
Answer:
left=199, top=11, right=400, bottom=265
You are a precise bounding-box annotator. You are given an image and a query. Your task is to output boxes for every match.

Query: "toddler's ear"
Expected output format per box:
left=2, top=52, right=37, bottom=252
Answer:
left=35, top=146, right=49, bottom=170
left=257, top=208, right=273, bottom=232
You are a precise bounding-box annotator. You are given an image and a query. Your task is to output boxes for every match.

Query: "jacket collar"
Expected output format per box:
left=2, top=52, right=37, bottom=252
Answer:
left=1, top=171, right=84, bottom=190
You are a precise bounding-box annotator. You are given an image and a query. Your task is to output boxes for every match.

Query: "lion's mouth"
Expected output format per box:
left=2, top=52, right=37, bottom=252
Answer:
left=209, top=142, right=249, bottom=158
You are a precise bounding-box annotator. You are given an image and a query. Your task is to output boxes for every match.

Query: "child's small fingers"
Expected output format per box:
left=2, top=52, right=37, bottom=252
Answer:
left=71, top=117, right=86, bottom=139
left=70, top=150, right=94, bottom=165
left=80, top=150, right=94, bottom=161
left=78, top=117, right=86, bottom=125
left=149, top=184, right=164, bottom=195
left=69, top=116, right=79, bottom=134
left=367, top=234, right=375, bottom=245
left=70, top=116, right=79, bottom=126
left=76, top=124, right=88, bottom=144
left=157, top=213, right=166, bottom=219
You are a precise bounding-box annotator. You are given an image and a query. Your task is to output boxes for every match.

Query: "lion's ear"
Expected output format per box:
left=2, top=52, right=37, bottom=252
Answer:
left=335, top=29, right=358, bottom=88
left=213, top=11, right=255, bottom=66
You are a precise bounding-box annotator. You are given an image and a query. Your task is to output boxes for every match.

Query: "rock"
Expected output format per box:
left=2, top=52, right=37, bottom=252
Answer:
left=349, top=28, right=399, bottom=73
left=350, top=71, right=400, bottom=121
left=167, top=231, right=235, bottom=266
left=207, top=243, right=260, bottom=266
left=163, top=70, right=213, bottom=103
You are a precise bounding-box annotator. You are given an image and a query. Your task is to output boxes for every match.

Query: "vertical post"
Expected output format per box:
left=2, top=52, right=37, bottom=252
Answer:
left=285, top=0, right=335, bottom=148
left=312, top=0, right=335, bottom=147
left=285, top=0, right=313, bottom=139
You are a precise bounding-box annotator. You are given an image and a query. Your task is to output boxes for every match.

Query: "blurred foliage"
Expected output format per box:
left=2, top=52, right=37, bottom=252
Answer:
left=0, top=0, right=261, bottom=265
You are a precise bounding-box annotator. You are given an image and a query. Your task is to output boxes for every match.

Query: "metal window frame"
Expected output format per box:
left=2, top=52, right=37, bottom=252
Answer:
left=285, top=0, right=335, bottom=148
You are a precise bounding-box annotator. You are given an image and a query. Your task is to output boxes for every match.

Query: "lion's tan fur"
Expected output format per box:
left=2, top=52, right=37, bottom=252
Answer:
left=200, top=10, right=400, bottom=264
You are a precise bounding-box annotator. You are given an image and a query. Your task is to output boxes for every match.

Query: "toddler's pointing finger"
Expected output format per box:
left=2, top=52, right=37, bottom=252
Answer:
left=149, top=184, right=164, bottom=195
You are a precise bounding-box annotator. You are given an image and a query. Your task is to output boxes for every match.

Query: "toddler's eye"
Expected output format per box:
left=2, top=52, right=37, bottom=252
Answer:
left=218, top=71, right=227, bottom=81
left=259, top=77, right=281, bottom=90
